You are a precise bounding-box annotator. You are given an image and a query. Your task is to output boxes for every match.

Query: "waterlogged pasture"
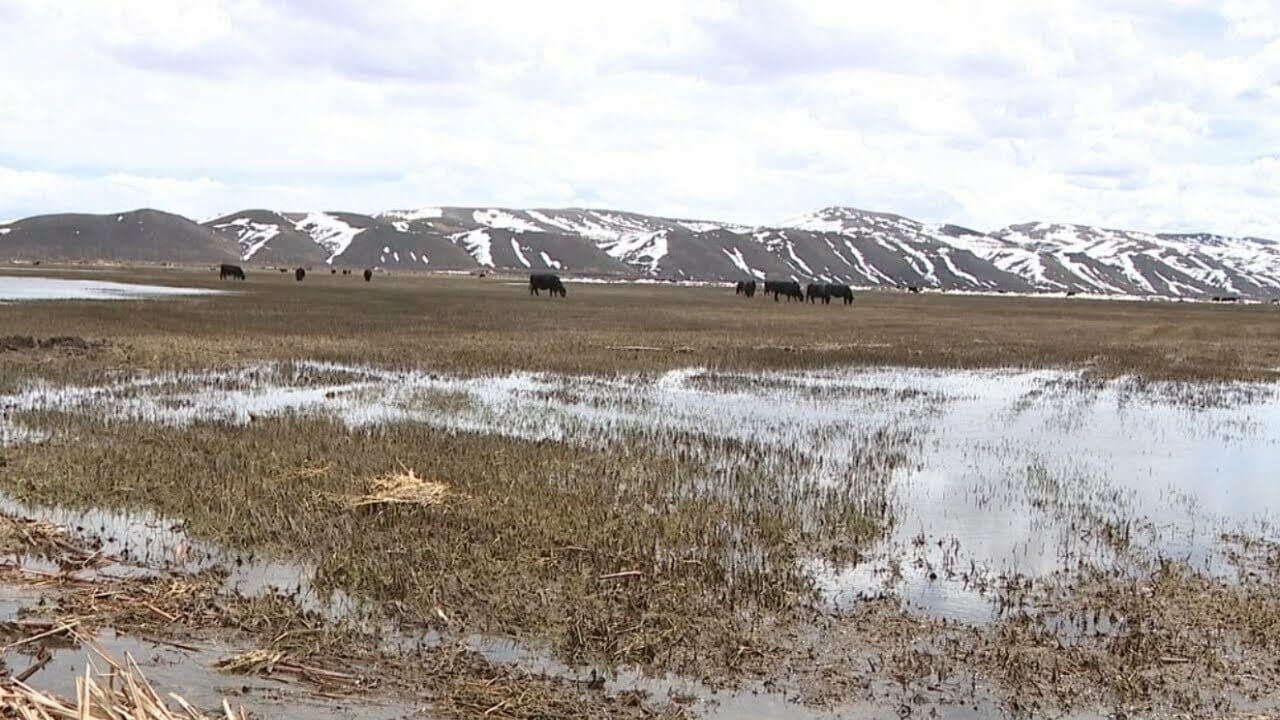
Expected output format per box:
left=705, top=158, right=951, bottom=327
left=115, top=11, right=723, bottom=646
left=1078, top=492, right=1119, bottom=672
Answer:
left=3, top=363, right=1276, bottom=615
left=1, top=360, right=1279, bottom=718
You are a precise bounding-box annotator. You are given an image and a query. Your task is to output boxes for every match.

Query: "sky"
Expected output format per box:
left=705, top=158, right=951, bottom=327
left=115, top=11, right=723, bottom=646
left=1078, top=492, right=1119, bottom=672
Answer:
left=1, top=0, right=1279, bottom=236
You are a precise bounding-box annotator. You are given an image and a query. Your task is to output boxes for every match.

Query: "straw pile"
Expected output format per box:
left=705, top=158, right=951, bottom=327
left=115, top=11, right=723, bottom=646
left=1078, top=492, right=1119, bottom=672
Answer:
left=340, top=468, right=449, bottom=508
left=0, top=637, right=246, bottom=720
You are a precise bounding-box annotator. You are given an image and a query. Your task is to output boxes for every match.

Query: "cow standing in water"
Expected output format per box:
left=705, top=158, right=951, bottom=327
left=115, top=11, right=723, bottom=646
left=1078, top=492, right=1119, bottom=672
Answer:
left=826, top=283, right=854, bottom=305
left=363, top=269, right=373, bottom=282
left=295, top=267, right=306, bottom=282
left=219, top=263, right=246, bottom=280
left=806, top=283, right=830, bottom=304
left=529, top=273, right=567, bottom=297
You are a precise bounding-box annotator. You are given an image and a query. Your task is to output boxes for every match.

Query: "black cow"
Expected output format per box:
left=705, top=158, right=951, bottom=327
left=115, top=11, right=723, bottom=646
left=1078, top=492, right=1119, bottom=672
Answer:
left=331, top=268, right=337, bottom=274
left=1065, top=290, right=1079, bottom=297
left=806, top=282, right=830, bottom=304
left=530, top=273, right=566, bottom=297
left=907, top=286, right=922, bottom=294
left=1211, top=295, right=1240, bottom=303
left=735, top=280, right=757, bottom=298
left=279, top=267, right=288, bottom=273
left=764, top=279, right=802, bottom=302
left=295, top=267, right=306, bottom=282
left=363, top=268, right=373, bottom=282
left=219, top=263, right=246, bottom=280
left=826, top=283, right=854, bottom=305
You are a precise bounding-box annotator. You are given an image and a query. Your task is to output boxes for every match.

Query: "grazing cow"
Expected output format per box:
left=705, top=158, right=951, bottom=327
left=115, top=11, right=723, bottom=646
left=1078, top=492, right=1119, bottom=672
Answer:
left=735, top=280, right=757, bottom=298
left=331, top=268, right=337, bottom=274
left=295, top=267, right=306, bottom=282
left=764, top=279, right=801, bottom=302
left=806, top=282, right=830, bottom=304
left=363, top=268, right=373, bottom=282
left=907, top=286, right=922, bottom=294
left=219, top=263, right=246, bottom=280
left=1065, top=290, right=1079, bottom=297
left=826, top=283, right=854, bottom=305
left=529, top=272, right=567, bottom=297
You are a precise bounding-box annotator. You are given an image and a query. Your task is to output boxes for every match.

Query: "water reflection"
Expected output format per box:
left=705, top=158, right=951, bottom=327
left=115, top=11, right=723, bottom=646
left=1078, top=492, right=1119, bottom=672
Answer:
left=0, top=276, right=224, bottom=301
left=1, top=361, right=1277, bottom=623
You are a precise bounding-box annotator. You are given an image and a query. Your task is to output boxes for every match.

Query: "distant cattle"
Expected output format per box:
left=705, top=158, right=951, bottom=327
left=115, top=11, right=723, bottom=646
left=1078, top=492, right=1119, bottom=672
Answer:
left=331, top=268, right=337, bottom=274
left=806, top=282, right=830, bottom=304
left=763, top=279, right=803, bottom=302
left=279, top=268, right=288, bottom=273
left=1211, top=295, right=1240, bottom=303
left=735, top=280, right=757, bottom=298
left=826, top=283, right=854, bottom=305
left=294, top=267, right=306, bottom=282
left=219, top=263, right=245, bottom=280
left=907, top=286, right=922, bottom=294
left=363, top=268, right=373, bottom=282
left=530, top=272, right=566, bottom=297
left=1065, top=290, right=1078, bottom=297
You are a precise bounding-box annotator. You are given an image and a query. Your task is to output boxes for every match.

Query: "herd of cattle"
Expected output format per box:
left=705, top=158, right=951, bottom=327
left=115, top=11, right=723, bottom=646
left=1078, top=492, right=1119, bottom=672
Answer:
left=222, top=266, right=1260, bottom=305
left=219, top=263, right=373, bottom=282
left=736, top=280, right=855, bottom=304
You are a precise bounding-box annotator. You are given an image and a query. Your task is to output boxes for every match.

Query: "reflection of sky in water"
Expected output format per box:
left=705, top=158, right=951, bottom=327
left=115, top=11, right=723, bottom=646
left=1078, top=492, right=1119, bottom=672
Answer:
left=2, top=361, right=1277, bottom=624
left=0, top=276, right=224, bottom=301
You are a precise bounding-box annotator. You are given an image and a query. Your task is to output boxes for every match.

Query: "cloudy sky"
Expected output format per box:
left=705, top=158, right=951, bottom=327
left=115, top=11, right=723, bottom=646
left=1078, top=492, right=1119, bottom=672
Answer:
left=1, top=1, right=1278, bottom=235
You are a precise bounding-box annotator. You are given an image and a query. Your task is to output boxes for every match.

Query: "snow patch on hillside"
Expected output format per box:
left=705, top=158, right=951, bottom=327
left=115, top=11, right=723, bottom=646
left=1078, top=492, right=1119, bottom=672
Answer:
left=212, top=217, right=282, bottom=260
left=510, top=239, right=531, bottom=267
left=451, top=229, right=493, bottom=266
left=473, top=209, right=542, bottom=234
left=539, top=251, right=562, bottom=269
left=721, top=247, right=762, bottom=278
left=294, top=213, right=364, bottom=263
left=598, top=230, right=669, bottom=272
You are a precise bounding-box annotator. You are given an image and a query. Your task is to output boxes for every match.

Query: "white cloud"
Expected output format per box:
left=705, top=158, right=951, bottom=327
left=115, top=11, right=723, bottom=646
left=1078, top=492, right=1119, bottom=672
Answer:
left=0, top=0, right=1277, bottom=237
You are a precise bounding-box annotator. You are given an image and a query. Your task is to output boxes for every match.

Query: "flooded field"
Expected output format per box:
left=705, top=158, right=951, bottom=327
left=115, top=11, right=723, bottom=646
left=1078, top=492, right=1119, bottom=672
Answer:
left=1, top=358, right=1278, bottom=717
left=0, top=275, right=224, bottom=302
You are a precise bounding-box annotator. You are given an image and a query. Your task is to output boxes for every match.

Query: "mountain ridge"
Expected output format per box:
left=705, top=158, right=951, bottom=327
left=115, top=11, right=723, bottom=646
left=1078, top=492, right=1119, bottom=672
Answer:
left=2, top=205, right=1278, bottom=299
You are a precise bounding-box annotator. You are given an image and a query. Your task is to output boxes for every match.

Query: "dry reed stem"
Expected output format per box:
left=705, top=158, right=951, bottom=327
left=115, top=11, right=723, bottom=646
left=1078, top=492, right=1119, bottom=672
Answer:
left=0, top=632, right=247, bottom=719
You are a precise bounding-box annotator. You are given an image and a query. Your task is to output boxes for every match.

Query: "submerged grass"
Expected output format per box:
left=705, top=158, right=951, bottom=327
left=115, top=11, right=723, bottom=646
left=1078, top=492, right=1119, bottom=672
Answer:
left=0, top=411, right=892, bottom=679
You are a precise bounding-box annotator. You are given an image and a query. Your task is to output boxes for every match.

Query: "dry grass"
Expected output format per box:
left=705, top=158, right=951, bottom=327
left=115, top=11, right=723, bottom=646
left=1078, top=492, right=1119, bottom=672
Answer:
left=1, top=265, right=1278, bottom=382
left=338, top=467, right=451, bottom=508
left=0, top=634, right=246, bottom=720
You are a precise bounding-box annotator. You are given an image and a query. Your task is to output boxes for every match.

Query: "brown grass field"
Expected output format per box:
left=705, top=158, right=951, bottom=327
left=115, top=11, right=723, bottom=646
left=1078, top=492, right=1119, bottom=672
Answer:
left=2, top=264, right=1279, bottom=382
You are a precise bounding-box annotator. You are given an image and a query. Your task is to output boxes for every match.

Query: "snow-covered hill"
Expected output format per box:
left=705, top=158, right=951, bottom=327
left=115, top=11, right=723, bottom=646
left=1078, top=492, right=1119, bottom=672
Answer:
left=5, top=204, right=1278, bottom=299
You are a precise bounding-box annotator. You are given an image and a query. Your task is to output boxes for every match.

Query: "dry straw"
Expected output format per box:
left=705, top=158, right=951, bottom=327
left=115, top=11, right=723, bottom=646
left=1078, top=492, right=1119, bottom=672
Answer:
left=0, top=633, right=246, bottom=720
left=339, top=467, right=450, bottom=508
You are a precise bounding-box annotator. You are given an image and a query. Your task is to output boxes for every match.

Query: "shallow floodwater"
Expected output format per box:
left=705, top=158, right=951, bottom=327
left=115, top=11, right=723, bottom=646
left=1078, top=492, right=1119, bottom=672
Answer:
left=1, top=362, right=1277, bottom=626
left=0, top=276, right=223, bottom=301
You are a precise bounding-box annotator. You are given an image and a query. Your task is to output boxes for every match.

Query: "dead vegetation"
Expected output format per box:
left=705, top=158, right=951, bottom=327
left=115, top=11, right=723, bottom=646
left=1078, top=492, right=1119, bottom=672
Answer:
left=0, top=636, right=246, bottom=720
left=2, top=266, right=1278, bottom=381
